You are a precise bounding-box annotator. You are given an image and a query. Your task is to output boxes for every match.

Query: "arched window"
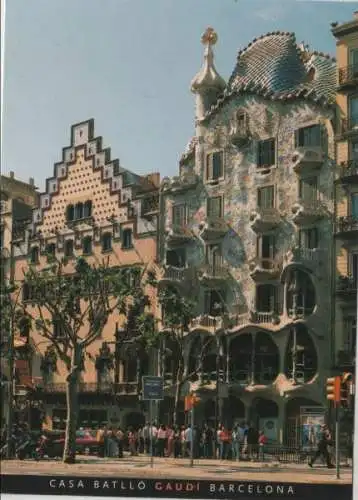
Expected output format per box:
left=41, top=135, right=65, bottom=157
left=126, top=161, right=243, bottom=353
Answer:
left=102, top=232, right=112, bottom=252
left=83, top=200, right=92, bottom=218
left=22, top=283, right=30, bottom=301
left=66, top=205, right=74, bottom=222
left=30, top=246, right=39, bottom=264
left=64, top=239, right=74, bottom=257
left=46, top=243, right=56, bottom=262
left=75, top=203, right=84, bottom=220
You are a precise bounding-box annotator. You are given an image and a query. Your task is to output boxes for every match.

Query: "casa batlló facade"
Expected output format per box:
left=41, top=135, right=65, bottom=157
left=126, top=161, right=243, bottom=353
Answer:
left=7, top=20, right=356, bottom=442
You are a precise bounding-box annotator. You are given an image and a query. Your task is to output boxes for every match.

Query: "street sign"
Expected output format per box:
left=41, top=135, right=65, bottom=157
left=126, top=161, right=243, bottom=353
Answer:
left=142, top=376, right=164, bottom=401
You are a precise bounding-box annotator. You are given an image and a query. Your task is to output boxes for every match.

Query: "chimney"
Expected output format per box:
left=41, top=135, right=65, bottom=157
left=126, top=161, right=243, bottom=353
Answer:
left=146, top=172, right=160, bottom=188
left=9, top=171, right=14, bottom=179
left=29, top=177, right=34, bottom=186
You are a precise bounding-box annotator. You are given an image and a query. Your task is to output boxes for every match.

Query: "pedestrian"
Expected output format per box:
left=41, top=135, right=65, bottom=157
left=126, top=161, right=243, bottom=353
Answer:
left=143, top=422, right=150, bottom=454
left=231, top=424, right=240, bottom=461
left=258, top=430, right=268, bottom=461
left=173, top=426, right=181, bottom=458
left=184, top=424, right=192, bottom=457
left=308, top=424, right=334, bottom=468
left=180, top=425, right=186, bottom=457
left=247, top=423, right=259, bottom=461
left=115, top=427, right=124, bottom=458
left=157, top=425, right=167, bottom=457
left=150, top=422, right=158, bottom=456
left=127, top=427, right=138, bottom=456
left=166, top=425, right=174, bottom=457
left=202, top=424, right=212, bottom=459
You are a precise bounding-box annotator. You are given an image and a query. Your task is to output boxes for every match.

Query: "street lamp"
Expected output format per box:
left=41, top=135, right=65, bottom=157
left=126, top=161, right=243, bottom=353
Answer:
left=213, top=302, right=223, bottom=430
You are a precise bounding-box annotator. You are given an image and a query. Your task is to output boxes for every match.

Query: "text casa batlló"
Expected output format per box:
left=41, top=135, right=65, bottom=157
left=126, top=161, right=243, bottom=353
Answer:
left=49, top=478, right=296, bottom=496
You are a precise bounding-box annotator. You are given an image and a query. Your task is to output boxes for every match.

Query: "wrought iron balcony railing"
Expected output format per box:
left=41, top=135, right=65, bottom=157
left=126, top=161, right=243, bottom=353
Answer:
left=338, top=64, right=358, bottom=87
left=335, top=216, right=358, bottom=235
left=336, top=275, right=357, bottom=294
left=337, top=116, right=358, bottom=136
left=338, top=160, right=358, bottom=182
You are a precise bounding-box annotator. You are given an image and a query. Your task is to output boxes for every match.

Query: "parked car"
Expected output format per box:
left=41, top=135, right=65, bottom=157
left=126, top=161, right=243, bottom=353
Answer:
left=40, top=429, right=101, bottom=458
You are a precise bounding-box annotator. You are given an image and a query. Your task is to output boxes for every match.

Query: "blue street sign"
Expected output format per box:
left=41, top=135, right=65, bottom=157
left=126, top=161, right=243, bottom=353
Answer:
left=142, top=376, right=164, bottom=401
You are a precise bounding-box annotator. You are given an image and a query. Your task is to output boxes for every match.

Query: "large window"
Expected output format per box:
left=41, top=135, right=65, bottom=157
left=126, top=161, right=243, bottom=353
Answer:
left=257, top=186, right=275, bottom=209
left=258, top=138, right=275, bottom=168
left=349, top=95, right=358, bottom=127
left=30, top=246, right=39, bottom=264
left=350, top=48, right=358, bottom=72
left=207, top=196, right=223, bottom=218
left=351, top=193, right=358, bottom=218
left=256, top=284, right=277, bottom=312
left=295, top=125, right=321, bottom=148
left=206, top=151, right=224, bottom=181
left=82, top=236, right=92, bottom=255
left=204, top=289, right=224, bottom=315
left=350, top=252, right=358, bottom=286
left=350, top=140, right=358, bottom=161
left=102, top=232, right=112, bottom=252
left=166, top=248, right=186, bottom=267
left=257, top=234, right=276, bottom=261
left=172, top=204, right=187, bottom=227
left=64, top=239, right=74, bottom=257
left=122, top=228, right=133, bottom=250
left=299, top=177, right=318, bottom=202
left=299, top=228, right=319, bottom=249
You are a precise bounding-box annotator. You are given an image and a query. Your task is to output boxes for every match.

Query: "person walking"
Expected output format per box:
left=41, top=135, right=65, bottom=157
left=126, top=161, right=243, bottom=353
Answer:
left=231, top=424, right=241, bottom=461
left=157, top=425, right=167, bottom=457
left=115, top=427, right=124, bottom=458
left=184, top=424, right=193, bottom=457
left=258, top=430, right=268, bottom=461
left=143, top=422, right=151, bottom=455
left=166, top=426, right=174, bottom=457
left=127, top=427, right=138, bottom=456
left=308, top=424, right=334, bottom=468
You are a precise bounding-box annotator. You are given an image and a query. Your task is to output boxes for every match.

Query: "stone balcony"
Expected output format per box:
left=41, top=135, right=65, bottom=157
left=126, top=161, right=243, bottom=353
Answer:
left=336, top=275, right=357, bottom=297
left=228, top=118, right=250, bottom=147
left=198, top=262, right=231, bottom=283
left=158, top=265, right=193, bottom=285
left=291, top=146, right=324, bottom=175
left=189, top=314, right=225, bottom=333
left=291, top=199, right=326, bottom=225
left=198, top=216, right=228, bottom=240
left=283, top=246, right=325, bottom=274
left=249, top=207, right=280, bottom=233
left=161, top=173, right=199, bottom=193
left=248, top=257, right=281, bottom=281
left=165, top=222, right=195, bottom=245
left=338, top=160, right=358, bottom=184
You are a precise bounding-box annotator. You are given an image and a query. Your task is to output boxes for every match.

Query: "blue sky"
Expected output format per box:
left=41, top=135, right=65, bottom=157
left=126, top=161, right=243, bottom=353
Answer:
left=2, top=0, right=356, bottom=190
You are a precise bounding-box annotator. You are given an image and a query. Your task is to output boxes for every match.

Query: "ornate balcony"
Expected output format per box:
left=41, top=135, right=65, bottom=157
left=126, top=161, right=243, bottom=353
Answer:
left=291, top=199, right=326, bottom=225
left=198, top=216, right=228, bottom=240
left=334, top=216, right=358, bottom=238
left=198, top=262, right=231, bottom=283
left=41, top=382, right=115, bottom=393
left=291, top=147, right=323, bottom=175
left=114, top=382, right=139, bottom=395
left=248, top=257, right=281, bottom=281
left=165, top=222, right=195, bottom=245
left=336, top=275, right=357, bottom=297
left=189, top=314, right=225, bottom=333
left=161, top=173, right=199, bottom=193
left=249, top=310, right=281, bottom=326
left=337, top=160, right=358, bottom=184
left=158, top=265, right=192, bottom=285
left=228, top=115, right=250, bottom=147
left=337, top=116, right=358, bottom=138
left=283, top=246, right=325, bottom=273
left=249, top=208, right=280, bottom=233
left=338, top=65, right=358, bottom=91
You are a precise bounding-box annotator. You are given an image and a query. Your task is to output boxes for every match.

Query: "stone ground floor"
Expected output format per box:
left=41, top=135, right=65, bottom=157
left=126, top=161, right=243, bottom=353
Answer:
left=0, top=456, right=353, bottom=484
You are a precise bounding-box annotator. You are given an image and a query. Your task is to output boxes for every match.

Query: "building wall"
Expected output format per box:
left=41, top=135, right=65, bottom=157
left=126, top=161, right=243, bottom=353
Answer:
left=12, top=120, right=160, bottom=428
left=161, top=93, right=336, bottom=436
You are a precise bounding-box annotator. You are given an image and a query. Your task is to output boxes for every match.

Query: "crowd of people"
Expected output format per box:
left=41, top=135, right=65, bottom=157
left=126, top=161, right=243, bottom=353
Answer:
left=96, top=421, right=268, bottom=461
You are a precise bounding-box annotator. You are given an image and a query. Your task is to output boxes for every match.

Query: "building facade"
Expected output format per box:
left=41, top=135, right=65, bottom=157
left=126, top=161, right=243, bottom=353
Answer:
left=159, top=28, right=337, bottom=443
left=0, top=173, right=39, bottom=424
left=12, top=119, right=160, bottom=430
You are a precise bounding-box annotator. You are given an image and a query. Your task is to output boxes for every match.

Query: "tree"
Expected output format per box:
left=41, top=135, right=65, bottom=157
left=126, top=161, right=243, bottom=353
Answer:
left=158, top=285, right=213, bottom=425
left=13, top=256, right=157, bottom=463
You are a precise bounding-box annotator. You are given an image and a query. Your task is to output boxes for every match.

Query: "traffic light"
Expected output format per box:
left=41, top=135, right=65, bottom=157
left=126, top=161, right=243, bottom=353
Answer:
left=340, top=372, right=353, bottom=408
left=326, top=376, right=341, bottom=405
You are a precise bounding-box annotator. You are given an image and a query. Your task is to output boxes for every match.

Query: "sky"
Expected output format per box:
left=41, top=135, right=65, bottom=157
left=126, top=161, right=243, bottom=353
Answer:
left=2, top=0, right=357, bottom=191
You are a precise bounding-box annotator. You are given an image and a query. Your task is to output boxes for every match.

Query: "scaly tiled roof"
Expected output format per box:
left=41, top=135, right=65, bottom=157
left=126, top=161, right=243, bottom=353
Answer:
left=201, top=31, right=336, bottom=121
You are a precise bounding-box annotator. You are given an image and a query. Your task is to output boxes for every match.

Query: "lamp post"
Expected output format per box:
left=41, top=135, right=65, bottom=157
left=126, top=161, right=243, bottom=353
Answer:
left=213, top=302, right=222, bottom=430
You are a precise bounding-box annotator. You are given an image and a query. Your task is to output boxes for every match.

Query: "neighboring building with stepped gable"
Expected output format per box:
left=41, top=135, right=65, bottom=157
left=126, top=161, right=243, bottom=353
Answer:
left=11, top=119, right=160, bottom=430
left=158, top=27, right=337, bottom=444
left=331, top=12, right=358, bottom=439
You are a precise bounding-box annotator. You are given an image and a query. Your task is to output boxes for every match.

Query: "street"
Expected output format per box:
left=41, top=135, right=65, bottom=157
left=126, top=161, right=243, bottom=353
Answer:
left=0, top=455, right=352, bottom=484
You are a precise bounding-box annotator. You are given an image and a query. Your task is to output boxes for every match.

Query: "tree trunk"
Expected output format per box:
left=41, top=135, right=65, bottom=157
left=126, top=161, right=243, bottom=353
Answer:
left=173, top=360, right=184, bottom=426
left=63, top=344, right=81, bottom=464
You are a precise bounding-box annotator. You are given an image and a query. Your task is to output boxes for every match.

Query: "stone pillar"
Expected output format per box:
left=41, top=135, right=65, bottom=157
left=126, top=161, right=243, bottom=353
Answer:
left=119, top=361, right=124, bottom=383
left=277, top=400, right=286, bottom=444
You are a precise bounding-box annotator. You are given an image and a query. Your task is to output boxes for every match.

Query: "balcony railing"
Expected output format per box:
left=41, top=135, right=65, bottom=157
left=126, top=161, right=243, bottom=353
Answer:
left=189, top=314, right=225, bottom=331
left=335, top=216, right=358, bottom=236
left=337, top=349, right=356, bottom=367
left=249, top=257, right=281, bottom=274
left=338, top=116, right=358, bottom=136
left=338, top=65, right=358, bottom=87
left=199, top=263, right=230, bottom=280
left=336, top=275, right=357, bottom=294
left=338, top=160, right=358, bottom=182
left=41, top=382, right=115, bottom=393
left=160, top=265, right=191, bottom=282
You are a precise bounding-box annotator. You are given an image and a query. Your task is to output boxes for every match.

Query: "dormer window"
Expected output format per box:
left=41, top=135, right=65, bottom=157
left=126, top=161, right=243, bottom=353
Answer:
left=102, top=232, right=112, bottom=252
left=66, top=205, right=75, bottom=222
left=206, top=151, right=224, bottom=181
left=64, top=240, right=74, bottom=257
left=83, top=201, right=92, bottom=218
left=122, top=229, right=133, bottom=250
left=75, top=203, right=84, bottom=220
left=30, top=246, right=39, bottom=264
left=82, top=236, right=92, bottom=255
left=46, top=243, right=56, bottom=262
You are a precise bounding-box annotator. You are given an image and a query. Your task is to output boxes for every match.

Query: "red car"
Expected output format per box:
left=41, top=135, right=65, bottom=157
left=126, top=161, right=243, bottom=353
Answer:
left=42, top=430, right=101, bottom=458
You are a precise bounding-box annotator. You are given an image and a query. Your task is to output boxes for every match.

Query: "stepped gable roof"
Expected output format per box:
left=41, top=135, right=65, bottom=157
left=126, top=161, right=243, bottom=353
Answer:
left=201, top=31, right=336, bottom=121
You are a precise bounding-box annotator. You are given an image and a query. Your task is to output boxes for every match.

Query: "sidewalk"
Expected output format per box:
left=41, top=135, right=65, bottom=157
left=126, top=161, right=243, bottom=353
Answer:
left=1, top=456, right=353, bottom=484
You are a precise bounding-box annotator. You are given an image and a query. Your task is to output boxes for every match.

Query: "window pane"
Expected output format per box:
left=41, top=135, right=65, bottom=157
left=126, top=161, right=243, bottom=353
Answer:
left=351, top=194, right=358, bottom=217
left=349, top=96, right=358, bottom=125
left=296, top=125, right=321, bottom=148
left=350, top=141, right=358, bottom=160
left=258, top=186, right=274, bottom=208
left=212, top=152, right=223, bottom=179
